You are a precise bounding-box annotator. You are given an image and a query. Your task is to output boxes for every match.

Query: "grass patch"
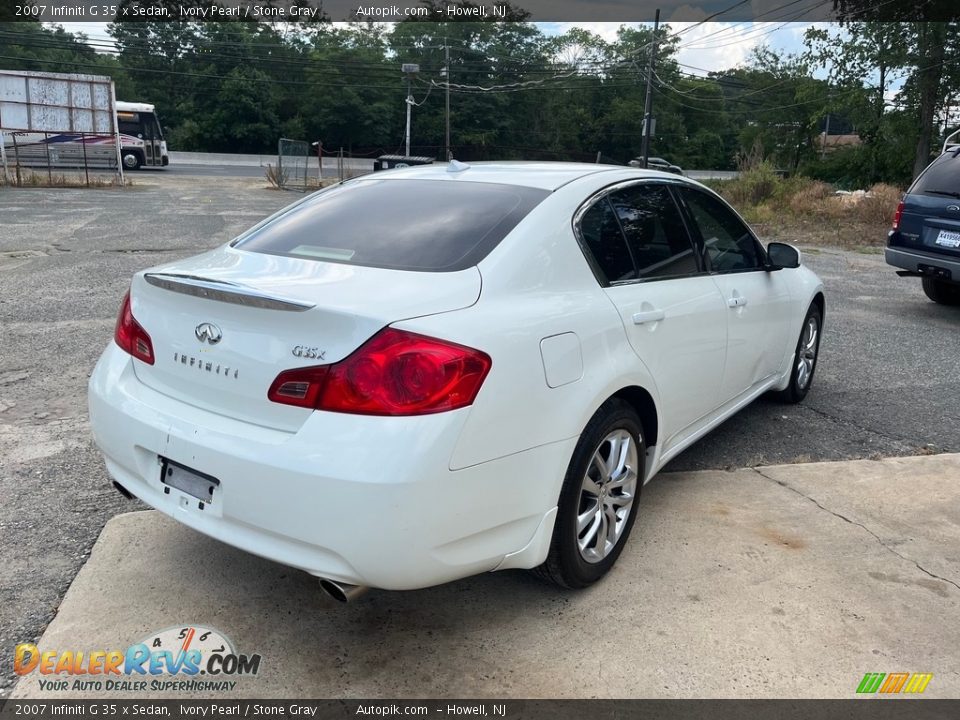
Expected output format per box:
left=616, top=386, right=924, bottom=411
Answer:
left=706, top=165, right=902, bottom=250
left=0, top=170, right=129, bottom=188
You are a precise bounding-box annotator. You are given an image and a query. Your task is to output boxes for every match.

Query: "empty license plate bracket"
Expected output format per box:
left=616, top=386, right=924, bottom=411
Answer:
left=160, top=458, right=220, bottom=507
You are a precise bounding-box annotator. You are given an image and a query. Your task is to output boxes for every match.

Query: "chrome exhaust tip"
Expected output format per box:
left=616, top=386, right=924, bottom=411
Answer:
left=319, top=578, right=369, bottom=603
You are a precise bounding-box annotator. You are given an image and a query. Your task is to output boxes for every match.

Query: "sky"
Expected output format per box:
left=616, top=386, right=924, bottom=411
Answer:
left=52, top=20, right=817, bottom=77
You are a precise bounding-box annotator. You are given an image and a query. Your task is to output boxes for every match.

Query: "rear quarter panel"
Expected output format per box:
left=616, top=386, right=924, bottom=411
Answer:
left=395, top=176, right=664, bottom=474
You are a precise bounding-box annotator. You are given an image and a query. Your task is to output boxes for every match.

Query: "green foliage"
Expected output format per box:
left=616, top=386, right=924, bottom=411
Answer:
left=720, top=162, right=782, bottom=206
left=0, top=16, right=956, bottom=180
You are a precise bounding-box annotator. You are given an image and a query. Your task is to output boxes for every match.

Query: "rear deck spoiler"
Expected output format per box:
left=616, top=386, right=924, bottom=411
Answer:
left=143, top=273, right=315, bottom=312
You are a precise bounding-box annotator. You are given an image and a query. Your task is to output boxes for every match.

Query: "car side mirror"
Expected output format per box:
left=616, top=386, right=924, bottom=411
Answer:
left=767, top=242, right=800, bottom=270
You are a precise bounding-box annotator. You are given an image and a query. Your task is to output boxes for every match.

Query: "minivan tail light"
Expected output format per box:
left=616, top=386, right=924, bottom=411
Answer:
left=268, top=328, right=491, bottom=416
left=114, top=290, right=155, bottom=365
left=892, top=200, right=905, bottom=230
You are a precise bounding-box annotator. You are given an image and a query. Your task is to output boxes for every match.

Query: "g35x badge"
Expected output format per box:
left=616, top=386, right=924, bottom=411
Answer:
left=292, top=345, right=325, bottom=360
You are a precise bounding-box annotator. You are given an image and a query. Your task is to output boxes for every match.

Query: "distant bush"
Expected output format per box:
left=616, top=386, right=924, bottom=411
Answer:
left=786, top=181, right=834, bottom=216
left=856, top=184, right=902, bottom=226
left=720, top=162, right=781, bottom=206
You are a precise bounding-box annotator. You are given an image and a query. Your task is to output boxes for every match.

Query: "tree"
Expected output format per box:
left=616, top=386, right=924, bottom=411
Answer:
left=805, top=21, right=960, bottom=179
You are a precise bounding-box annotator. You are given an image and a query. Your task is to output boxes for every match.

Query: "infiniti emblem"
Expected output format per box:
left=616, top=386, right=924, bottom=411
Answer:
left=947, top=205, right=960, bottom=212
left=195, top=322, right=222, bottom=345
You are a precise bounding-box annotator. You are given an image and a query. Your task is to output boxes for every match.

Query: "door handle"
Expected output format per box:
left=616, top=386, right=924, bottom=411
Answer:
left=727, top=295, right=748, bottom=308
left=632, top=309, right=666, bottom=325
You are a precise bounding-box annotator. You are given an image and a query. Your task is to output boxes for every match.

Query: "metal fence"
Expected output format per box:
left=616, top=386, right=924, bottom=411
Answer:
left=1, top=130, right=122, bottom=187
left=275, top=137, right=309, bottom=191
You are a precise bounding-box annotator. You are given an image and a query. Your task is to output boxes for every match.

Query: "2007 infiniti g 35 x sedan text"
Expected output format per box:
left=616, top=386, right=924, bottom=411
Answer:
left=88, top=162, right=824, bottom=597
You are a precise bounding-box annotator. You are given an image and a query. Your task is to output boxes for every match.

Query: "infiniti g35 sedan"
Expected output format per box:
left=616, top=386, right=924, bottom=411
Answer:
left=88, top=162, right=824, bottom=597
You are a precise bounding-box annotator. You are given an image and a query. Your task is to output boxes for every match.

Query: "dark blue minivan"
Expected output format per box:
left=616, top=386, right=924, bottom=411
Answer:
left=886, top=136, right=960, bottom=305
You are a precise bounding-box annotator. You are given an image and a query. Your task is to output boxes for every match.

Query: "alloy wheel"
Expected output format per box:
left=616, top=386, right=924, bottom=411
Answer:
left=576, top=429, right=639, bottom=564
left=796, top=315, right=819, bottom=390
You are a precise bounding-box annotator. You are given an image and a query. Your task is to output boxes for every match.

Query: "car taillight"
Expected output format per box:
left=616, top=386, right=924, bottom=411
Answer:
left=114, top=290, right=155, bottom=365
left=268, top=328, right=491, bottom=416
left=892, top=200, right=904, bottom=230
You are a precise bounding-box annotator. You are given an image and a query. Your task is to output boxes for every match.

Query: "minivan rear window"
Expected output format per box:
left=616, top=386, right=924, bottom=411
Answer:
left=234, top=178, right=549, bottom=272
left=911, top=154, right=960, bottom=197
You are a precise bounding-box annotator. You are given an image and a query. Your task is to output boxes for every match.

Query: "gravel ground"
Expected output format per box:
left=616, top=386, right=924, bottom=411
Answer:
left=1, top=174, right=958, bottom=694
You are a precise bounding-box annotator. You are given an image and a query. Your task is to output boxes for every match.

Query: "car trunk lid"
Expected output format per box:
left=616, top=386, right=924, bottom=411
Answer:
left=129, top=246, right=481, bottom=432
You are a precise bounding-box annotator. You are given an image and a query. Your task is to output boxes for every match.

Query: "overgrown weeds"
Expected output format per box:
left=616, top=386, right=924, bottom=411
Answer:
left=706, top=171, right=904, bottom=249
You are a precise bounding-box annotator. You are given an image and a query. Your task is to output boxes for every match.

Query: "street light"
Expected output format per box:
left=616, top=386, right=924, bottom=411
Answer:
left=402, top=63, right=420, bottom=157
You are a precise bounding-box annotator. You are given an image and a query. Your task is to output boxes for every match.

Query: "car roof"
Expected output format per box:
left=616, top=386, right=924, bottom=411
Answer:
left=364, top=161, right=680, bottom=191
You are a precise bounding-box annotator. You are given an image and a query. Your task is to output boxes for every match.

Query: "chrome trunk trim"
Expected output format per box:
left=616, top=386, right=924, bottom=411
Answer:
left=144, top=273, right=315, bottom=312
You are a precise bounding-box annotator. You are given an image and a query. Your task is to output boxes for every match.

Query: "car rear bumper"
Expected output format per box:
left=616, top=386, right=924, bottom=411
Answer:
left=88, top=343, right=572, bottom=590
left=885, top=245, right=960, bottom=281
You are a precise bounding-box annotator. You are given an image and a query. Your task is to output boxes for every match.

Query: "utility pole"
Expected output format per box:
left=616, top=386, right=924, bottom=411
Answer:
left=640, top=8, right=660, bottom=168
left=402, top=63, right=419, bottom=157
left=821, top=112, right=831, bottom=160
left=444, top=39, right=451, bottom=160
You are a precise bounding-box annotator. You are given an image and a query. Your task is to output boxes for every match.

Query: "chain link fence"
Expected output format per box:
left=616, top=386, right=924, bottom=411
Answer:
left=273, top=137, right=309, bottom=191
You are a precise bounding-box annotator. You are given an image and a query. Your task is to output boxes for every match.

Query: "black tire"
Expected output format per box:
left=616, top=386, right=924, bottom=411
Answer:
left=122, top=151, right=142, bottom=171
left=533, top=399, right=645, bottom=589
left=921, top=277, right=960, bottom=306
left=777, top=304, right=822, bottom=404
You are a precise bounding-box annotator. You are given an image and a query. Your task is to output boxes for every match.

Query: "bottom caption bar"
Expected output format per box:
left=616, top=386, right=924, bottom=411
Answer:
left=1, top=700, right=959, bottom=720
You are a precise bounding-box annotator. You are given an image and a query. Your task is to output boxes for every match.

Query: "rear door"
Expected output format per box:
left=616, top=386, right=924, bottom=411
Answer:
left=577, top=181, right=728, bottom=443
left=675, top=186, right=793, bottom=403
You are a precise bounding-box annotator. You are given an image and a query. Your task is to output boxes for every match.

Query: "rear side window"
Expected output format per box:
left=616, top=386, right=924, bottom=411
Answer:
left=577, top=197, right=636, bottom=283
left=911, top=155, right=960, bottom=197
left=235, top=179, right=549, bottom=272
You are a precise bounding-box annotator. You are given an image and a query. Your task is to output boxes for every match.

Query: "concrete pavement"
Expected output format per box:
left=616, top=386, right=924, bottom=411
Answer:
left=11, top=453, right=959, bottom=699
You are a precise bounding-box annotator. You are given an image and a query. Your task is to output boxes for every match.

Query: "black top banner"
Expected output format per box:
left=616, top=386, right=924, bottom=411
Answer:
left=5, top=0, right=960, bottom=23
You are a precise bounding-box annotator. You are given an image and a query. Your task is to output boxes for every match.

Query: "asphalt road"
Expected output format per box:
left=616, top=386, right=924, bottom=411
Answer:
left=156, top=164, right=267, bottom=178
left=0, top=173, right=958, bottom=694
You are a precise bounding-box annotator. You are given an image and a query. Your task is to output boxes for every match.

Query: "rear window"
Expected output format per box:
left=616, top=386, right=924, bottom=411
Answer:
left=911, top=154, right=960, bottom=197
left=234, top=178, right=549, bottom=272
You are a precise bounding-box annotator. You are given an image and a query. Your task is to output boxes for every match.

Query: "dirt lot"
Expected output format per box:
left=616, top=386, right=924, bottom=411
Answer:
left=0, top=173, right=958, bottom=695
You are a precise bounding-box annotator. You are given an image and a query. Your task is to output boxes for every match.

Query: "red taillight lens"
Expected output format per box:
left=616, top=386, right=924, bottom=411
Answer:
left=114, top=290, right=155, bottom=365
left=892, top=200, right=905, bottom=230
left=268, top=328, right=492, bottom=416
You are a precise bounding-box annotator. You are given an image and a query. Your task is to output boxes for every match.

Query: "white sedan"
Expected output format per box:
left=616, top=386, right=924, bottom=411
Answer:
left=88, top=162, right=824, bottom=599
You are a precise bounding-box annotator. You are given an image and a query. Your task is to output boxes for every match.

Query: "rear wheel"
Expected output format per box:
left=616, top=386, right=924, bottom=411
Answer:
left=921, top=277, right=960, bottom=305
left=533, top=399, right=644, bottom=589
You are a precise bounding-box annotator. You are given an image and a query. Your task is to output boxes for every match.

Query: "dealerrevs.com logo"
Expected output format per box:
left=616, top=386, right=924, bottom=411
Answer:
left=15, top=625, right=262, bottom=693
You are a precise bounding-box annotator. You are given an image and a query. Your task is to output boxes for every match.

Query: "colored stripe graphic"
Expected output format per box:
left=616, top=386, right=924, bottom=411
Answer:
left=880, top=672, right=909, bottom=693
left=857, top=672, right=933, bottom=694
left=857, top=673, right=886, bottom=693
left=903, top=674, right=933, bottom=694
